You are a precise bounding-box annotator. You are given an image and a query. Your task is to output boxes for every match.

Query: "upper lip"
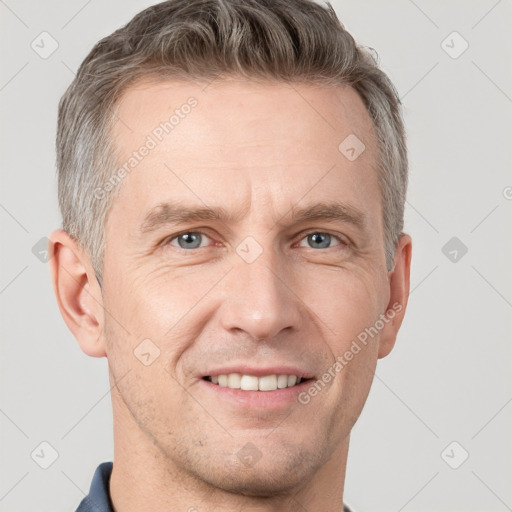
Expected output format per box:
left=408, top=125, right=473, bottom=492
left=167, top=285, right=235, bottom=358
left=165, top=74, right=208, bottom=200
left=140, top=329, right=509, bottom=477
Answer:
left=200, top=365, right=315, bottom=380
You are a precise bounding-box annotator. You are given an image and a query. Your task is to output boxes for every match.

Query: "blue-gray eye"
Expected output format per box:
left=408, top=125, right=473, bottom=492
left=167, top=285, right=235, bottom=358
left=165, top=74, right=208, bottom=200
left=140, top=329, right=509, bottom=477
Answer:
left=299, top=232, right=341, bottom=249
left=171, top=232, right=207, bottom=249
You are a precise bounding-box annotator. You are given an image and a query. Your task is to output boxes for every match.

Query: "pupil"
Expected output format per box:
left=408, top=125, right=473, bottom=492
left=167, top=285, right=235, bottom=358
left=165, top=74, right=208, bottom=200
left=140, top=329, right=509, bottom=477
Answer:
left=310, top=233, right=330, bottom=248
left=180, top=233, right=200, bottom=248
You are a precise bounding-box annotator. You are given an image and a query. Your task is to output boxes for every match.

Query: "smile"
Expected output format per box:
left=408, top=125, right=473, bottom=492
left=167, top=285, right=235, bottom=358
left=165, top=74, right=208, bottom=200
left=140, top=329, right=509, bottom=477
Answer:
left=203, top=373, right=305, bottom=391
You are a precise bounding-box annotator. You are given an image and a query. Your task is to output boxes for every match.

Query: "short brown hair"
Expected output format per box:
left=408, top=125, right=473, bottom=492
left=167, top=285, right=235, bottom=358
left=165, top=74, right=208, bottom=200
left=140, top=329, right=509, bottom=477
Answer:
left=56, top=0, right=407, bottom=282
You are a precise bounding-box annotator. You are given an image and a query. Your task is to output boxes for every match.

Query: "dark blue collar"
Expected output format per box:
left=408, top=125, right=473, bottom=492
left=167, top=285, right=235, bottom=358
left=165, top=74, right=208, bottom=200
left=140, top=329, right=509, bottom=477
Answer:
left=75, top=462, right=114, bottom=512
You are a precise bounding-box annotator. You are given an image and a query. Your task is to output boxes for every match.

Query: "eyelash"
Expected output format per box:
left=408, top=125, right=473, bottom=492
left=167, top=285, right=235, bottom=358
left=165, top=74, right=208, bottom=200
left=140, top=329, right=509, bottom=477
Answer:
left=163, top=229, right=350, bottom=251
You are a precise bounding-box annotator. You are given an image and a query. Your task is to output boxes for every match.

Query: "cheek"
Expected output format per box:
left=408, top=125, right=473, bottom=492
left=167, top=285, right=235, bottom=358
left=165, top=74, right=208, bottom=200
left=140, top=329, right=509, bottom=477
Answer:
left=103, top=261, right=233, bottom=383
left=294, top=265, right=386, bottom=350
left=102, top=304, right=187, bottom=417
left=107, top=260, right=226, bottom=336
left=294, top=265, right=385, bottom=412
left=334, top=357, right=377, bottom=433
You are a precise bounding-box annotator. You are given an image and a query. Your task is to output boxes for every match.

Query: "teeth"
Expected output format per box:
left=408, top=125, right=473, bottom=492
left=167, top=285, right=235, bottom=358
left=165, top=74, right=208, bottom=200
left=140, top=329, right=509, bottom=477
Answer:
left=207, top=373, right=303, bottom=391
left=258, top=375, right=277, bottom=391
left=277, top=375, right=288, bottom=388
left=241, top=375, right=259, bottom=391
left=228, top=373, right=241, bottom=388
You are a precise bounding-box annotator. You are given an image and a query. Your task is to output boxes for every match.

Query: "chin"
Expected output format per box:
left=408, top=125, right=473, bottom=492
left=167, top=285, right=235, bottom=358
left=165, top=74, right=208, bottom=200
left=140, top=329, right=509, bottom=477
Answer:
left=207, top=468, right=308, bottom=498
left=192, top=444, right=324, bottom=498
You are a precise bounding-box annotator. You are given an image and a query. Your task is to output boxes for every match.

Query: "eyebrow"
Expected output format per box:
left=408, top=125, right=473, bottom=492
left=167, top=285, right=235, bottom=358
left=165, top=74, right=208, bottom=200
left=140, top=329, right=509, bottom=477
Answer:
left=286, top=202, right=366, bottom=231
left=140, top=203, right=247, bottom=234
left=139, top=200, right=366, bottom=234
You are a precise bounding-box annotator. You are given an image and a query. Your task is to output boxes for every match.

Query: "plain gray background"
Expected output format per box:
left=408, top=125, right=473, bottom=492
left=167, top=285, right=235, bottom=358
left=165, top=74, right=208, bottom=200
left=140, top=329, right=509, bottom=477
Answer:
left=1, top=1, right=511, bottom=511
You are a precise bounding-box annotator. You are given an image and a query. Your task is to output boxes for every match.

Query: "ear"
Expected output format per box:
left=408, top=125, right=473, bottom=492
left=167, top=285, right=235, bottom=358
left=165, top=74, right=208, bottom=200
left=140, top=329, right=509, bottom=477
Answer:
left=48, top=229, right=106, bottom=357
left=378, top=233, right=412, bottom=359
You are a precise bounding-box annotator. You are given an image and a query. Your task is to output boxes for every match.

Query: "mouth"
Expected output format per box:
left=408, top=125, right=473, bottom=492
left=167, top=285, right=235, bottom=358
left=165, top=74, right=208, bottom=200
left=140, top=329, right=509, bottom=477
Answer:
left=202, top=373, right=312, bottom=391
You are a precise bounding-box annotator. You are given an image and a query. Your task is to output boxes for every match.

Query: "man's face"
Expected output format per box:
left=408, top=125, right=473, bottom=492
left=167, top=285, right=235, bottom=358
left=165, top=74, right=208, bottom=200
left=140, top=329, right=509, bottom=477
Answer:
left=102, top=78, right=398, bottom=494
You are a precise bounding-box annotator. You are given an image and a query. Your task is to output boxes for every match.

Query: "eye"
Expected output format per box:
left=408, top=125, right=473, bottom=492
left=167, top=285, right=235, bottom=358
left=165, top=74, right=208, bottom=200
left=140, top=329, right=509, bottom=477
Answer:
left=298, top=232, right=343, bottom=249
left=168, top=231, right=212, bottom=250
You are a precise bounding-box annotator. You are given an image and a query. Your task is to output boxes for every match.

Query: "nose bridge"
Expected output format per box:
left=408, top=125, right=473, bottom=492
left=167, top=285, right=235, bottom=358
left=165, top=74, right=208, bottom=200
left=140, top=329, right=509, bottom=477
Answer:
left=220, top=239, right=301, bottom=340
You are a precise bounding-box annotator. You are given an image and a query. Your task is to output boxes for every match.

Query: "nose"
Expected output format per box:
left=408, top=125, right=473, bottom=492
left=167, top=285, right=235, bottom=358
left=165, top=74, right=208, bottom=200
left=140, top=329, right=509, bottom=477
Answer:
left=218, top=246, right=303, bottom=341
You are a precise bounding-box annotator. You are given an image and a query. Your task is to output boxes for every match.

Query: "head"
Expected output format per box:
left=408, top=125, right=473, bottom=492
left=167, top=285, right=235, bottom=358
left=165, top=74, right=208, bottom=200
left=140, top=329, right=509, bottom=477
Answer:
left=50, top=0, right=411, bottom=498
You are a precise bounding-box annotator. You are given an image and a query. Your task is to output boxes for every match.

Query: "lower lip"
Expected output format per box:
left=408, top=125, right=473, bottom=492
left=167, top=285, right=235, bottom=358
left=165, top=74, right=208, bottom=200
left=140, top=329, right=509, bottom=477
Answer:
left=199, top=378, right=314, bottom=410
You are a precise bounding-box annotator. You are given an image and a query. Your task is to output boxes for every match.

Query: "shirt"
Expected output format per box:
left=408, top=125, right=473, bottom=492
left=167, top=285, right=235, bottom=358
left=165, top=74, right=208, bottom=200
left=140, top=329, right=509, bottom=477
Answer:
left=76, top=462, right=114, bottom=512
left=76, top=461, right=354, bottom=512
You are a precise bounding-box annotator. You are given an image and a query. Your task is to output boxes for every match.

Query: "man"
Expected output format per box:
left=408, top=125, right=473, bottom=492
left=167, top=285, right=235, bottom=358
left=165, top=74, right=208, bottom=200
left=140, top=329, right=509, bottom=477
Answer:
left=49, top=0, right=411, bottom=510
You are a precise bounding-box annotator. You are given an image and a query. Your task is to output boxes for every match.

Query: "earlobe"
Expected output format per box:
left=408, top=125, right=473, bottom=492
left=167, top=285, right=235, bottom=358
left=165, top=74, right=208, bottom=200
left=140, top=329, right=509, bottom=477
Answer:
left=48, top=229, right=106, bottom=358
left=378, top=233, right=412, bottom=359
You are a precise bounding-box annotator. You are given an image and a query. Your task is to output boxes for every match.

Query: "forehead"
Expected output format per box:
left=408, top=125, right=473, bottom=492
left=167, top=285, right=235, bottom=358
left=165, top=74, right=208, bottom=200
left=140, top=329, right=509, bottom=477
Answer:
left=112, top=77, right=375, bottom=154
left=107, top=77, right=380, bottom=229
